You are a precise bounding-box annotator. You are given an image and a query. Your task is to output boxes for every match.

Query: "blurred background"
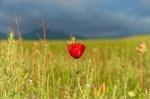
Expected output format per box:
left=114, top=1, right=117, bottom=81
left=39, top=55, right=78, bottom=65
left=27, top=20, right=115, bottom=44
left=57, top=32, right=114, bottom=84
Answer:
left=0, top=0, right=150, bottom=39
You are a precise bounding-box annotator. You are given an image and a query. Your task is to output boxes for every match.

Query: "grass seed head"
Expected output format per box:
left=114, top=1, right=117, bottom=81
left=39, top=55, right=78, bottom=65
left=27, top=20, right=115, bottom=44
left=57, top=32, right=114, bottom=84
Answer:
left=136, top=41, right=147, bottom=54
left=93, top=83, right=106, bottom=97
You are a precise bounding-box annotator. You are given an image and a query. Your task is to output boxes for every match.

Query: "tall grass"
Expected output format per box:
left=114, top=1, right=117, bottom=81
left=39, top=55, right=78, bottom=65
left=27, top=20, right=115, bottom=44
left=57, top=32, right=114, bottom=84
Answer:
left=0, top=33, right=149, bottom=99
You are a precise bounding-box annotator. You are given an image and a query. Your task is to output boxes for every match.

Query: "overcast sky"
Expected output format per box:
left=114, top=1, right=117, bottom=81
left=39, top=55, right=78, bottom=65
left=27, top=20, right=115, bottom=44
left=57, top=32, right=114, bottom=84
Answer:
left=0, top=0, right=150, bottom=37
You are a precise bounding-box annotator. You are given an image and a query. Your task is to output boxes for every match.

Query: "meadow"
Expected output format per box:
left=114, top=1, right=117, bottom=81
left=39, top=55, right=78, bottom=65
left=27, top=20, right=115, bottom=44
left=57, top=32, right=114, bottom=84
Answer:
left=0, top=33, right=149, bottom=99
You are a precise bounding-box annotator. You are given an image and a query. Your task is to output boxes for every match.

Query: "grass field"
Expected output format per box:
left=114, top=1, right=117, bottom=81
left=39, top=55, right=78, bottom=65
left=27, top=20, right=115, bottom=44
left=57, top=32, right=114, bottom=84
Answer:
left=0, top=34, right=149, bottom=99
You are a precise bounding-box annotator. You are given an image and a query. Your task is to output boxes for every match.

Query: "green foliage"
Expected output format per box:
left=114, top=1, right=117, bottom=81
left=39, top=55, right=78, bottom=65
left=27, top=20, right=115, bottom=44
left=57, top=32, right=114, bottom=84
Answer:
left=0, top=35, right=149, bottom=98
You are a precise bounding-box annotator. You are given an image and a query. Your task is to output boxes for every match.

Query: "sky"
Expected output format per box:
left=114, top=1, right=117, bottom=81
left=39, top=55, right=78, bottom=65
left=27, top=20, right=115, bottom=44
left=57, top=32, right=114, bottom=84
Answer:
left=0, top=0, right=150, bottom=38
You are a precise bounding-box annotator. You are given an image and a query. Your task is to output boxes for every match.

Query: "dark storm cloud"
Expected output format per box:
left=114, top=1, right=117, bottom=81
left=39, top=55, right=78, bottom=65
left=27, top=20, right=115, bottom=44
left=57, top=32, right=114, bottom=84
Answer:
left=0, top=0, right=150, bottom=37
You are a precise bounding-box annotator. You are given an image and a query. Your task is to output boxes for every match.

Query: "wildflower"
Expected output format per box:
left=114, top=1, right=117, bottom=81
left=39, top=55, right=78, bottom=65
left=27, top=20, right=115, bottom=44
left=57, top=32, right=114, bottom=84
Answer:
left=67, top=36, right=85, bottom=59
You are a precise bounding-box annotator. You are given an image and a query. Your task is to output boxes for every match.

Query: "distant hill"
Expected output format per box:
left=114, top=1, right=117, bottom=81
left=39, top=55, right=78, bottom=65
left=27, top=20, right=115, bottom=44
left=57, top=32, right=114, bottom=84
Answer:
left=0, top=29, right=85, bottom=40
left=22, top=29, right=85, bottom=39
left=85, top=32, right=150, bottom=39
left=22, top=29, right=68, bottom=39
left=0, top=29, right=149, bottom=40
left=0, top=32, right=7, bottom=39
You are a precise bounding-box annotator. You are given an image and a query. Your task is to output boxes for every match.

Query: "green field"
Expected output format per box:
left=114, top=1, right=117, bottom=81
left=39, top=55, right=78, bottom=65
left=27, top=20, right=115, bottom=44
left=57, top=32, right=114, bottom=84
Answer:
left=0, top=34, right=149, bottom=99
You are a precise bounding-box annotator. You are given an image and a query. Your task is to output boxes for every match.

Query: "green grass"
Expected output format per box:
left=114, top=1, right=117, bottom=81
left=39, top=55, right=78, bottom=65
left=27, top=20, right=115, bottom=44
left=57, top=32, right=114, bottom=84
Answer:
left=0, top=34, right=149, bottom=99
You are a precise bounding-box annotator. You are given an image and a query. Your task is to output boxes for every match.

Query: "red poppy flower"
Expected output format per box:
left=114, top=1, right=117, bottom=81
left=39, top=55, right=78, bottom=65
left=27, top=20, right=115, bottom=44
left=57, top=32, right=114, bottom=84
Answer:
left=68, top=42, right=85, bottom=59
